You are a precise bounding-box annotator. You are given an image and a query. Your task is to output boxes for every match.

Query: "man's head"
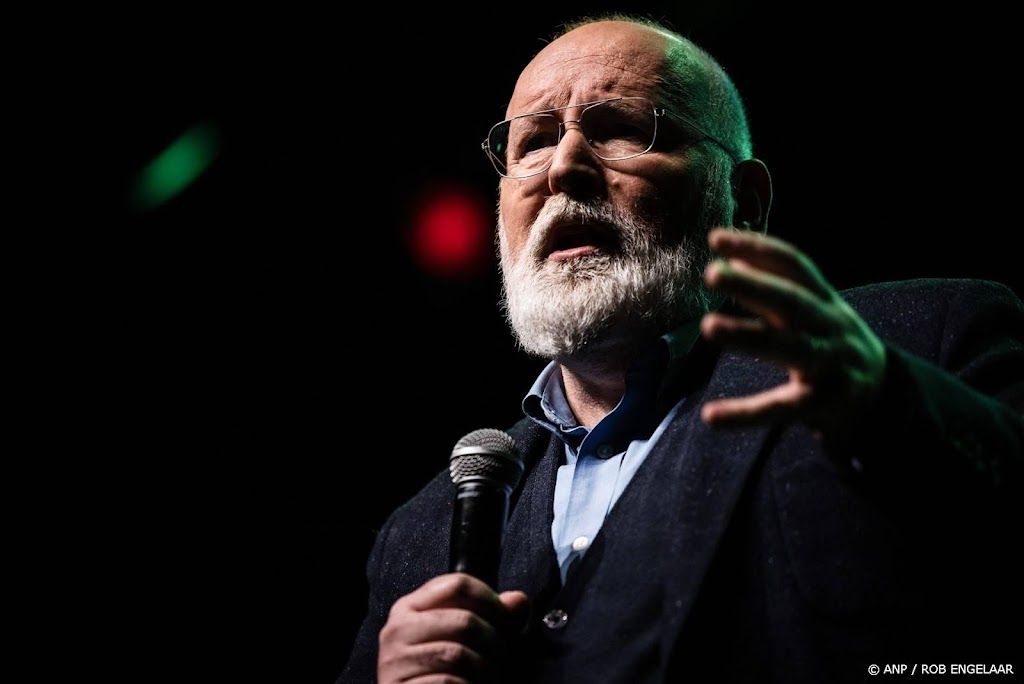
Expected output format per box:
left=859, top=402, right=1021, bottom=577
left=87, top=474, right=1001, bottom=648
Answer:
left=495, top=18, right=771, bottom=362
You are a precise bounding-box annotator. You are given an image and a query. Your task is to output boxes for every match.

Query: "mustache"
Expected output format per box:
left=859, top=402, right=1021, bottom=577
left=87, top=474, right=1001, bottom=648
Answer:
left=525, top=196, right=633, bottom=261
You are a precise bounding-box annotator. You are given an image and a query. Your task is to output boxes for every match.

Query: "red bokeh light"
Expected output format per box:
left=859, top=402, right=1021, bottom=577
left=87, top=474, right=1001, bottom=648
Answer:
left=408, top=187, right=491, bottom=280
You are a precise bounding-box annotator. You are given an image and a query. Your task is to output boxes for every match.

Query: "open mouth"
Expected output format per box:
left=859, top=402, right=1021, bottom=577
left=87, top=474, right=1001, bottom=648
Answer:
left=545, top=223, right=618, bottom=261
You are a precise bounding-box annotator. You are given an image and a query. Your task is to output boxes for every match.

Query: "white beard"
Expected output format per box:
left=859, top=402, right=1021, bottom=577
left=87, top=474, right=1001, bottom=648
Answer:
left=498, top=193, right=721, bottom=360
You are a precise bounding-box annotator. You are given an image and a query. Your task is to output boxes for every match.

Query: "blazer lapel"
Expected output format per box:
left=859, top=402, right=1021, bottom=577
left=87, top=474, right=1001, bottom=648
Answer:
left=656, top=348, right=784, bottom=670
left=495, top=340, right=786, bottom=669
left=498, top=422, right=561, bottom=598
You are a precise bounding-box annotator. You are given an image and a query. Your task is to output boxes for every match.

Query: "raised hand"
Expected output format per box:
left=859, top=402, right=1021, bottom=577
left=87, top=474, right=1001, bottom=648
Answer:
left=700, top=227, right=887, bottom=433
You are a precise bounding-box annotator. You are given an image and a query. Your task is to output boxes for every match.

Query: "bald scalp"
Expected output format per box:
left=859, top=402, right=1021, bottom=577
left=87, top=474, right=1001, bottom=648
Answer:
left=548, top=17, right=752, bottom=163
left=508, top=21, right=670, bottom=119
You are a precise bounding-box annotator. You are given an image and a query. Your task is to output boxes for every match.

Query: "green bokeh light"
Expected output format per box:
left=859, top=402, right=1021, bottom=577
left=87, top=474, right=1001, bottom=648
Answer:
left=133, top=122, right=220, bottom=211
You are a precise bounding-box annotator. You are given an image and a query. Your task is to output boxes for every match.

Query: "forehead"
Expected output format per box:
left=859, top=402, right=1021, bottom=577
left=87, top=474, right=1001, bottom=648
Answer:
left=507, top=23, right=672, bottom=118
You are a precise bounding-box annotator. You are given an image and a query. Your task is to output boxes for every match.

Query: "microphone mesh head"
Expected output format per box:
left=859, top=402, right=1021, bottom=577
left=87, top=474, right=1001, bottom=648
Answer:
left=449, top=429, right=524, bottom=489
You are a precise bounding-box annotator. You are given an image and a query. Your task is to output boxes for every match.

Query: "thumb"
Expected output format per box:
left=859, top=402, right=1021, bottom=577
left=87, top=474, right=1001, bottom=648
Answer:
left=497, top=590, right=530, bottom=633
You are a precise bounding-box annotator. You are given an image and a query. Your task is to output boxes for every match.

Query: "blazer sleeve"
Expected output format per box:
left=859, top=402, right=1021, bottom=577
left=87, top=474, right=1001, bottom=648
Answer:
left=337, top=512, right=397, bottom=684
left=827, top=279, right=1023, bottom=516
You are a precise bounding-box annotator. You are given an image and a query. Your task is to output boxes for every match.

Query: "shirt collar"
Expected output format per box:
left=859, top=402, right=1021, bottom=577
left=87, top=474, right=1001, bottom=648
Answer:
left=521, top=319, right=703, bottom=456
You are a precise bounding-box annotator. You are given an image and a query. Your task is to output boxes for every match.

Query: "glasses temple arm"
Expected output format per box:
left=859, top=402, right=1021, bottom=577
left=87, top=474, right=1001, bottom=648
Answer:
left=660, top=109, right=742, bottom=164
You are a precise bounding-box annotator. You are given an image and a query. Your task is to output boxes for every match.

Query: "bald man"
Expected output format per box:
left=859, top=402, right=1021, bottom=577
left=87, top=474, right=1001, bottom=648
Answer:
left=342, top=18, right=1023, bottom=683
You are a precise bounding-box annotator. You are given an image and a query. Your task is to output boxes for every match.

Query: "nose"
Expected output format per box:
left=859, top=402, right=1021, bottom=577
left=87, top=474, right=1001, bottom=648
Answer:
left=546, top=121, right=606, bottom=201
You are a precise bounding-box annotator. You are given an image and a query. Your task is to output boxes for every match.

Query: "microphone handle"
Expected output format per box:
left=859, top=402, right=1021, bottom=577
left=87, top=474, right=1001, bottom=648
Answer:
left=449, top=481, right=509, bottom=588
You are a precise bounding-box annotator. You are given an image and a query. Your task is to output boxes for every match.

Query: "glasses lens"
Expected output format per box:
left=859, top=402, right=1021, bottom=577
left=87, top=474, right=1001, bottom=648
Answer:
left=486, top=121, right=511, bottom=176
left=490, top=114, right=559, bottom=178
left=485, top=99, right=658, bottom=177
left=581, top=98, right=657, bottom=160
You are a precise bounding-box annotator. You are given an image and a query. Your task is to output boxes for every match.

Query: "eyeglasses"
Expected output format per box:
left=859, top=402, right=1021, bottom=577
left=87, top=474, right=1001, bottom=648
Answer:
left=481, top=96, right=739, bottom=179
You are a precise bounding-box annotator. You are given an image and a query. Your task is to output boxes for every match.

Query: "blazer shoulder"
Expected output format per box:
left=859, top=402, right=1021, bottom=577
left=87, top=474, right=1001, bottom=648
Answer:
left=383, top=418, right=548, bottom=531
left=390, top=468, right=452, bottom=523
left=840, top=277, right=1020, bottom=310
left=838, top=278, right=1022, bottom=358
left=369, top=419, right=552, bottom=601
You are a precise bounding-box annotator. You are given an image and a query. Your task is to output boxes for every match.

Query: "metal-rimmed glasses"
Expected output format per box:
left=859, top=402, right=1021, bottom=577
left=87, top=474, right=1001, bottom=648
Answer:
left=481, top=96, right=739, bottom=179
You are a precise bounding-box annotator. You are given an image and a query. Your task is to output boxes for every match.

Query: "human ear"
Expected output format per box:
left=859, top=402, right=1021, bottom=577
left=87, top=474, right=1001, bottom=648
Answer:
left=730, top=159, right=772, bottom=232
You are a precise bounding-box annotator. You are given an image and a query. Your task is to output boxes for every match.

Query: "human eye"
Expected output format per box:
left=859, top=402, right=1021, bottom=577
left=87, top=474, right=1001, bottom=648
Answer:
left=509, top=116, right=558, bottom=159
left=584, top=102, right=656, bottom=154
left=521, top=131, right=557, bottom=154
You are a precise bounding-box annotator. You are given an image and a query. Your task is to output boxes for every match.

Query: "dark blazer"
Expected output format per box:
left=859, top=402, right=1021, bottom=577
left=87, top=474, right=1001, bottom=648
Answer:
left=342, top=279, right=1024, bottom=683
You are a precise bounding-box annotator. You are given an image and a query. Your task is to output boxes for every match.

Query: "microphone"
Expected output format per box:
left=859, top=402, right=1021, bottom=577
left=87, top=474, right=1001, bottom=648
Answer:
left=448, top=429, right=524, bottom=588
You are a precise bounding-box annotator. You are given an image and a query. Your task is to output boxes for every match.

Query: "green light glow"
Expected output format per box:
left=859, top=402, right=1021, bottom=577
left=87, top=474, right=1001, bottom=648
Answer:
left=133, top=122, right=220, bottom=210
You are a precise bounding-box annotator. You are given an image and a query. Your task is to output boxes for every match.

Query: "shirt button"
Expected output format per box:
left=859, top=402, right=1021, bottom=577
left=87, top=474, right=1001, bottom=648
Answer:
left=571, top=535, right=590, bottom=552
left=596, top=444, right=615, bottom=458
left=542, top=609, right=568, bottom=630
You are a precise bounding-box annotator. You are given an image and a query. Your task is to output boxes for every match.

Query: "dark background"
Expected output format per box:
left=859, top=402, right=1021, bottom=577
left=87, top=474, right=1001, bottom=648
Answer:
left=108, top=2, right=1021, bottom=681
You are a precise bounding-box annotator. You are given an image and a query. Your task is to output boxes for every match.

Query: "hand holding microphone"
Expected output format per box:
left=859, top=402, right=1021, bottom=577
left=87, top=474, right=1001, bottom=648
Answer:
left=377, top=430, right=528, bottom=684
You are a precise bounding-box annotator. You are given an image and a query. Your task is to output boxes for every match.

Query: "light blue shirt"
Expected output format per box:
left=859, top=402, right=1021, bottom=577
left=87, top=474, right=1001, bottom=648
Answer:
left=521, top=322, right=702, bottom=583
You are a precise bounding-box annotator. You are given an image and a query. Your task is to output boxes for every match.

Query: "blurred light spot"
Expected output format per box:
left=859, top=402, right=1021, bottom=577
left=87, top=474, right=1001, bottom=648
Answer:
left=133, top=121, right=220, bottom=211
left=409, top=187, right=491, bottom=279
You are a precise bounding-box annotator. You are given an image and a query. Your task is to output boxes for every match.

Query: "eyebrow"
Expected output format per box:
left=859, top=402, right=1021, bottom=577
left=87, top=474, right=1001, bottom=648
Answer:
left=504, top=96, right=631, bottom=121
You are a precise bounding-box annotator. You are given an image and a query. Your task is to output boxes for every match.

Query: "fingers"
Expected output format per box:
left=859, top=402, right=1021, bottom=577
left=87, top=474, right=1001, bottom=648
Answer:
left=708, top=227, right=831, bottom=298
left=384, top=608, right=498, bottom=657
left=402, top=574, right=510, bottom=630
left=702, top=229, right=887, bottom=432
left=701, top=312, right=828, bottom=370
left=498, top=590, right=530, bottom=634
left=379, top=574, right=529, bottom=684
left=704, top=259, right=831, bottom=332
left=382, top=641, right=487, bottom=682
left=701, top=382, right=812, bottom=427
